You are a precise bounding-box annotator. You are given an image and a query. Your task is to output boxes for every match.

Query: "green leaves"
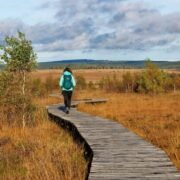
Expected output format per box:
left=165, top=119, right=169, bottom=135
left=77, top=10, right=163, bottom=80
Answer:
left=0, top=32, right=37, bottom=127
left=1, top=31, right=37, bottom=72
left=137, top=60, right=168, bottom=94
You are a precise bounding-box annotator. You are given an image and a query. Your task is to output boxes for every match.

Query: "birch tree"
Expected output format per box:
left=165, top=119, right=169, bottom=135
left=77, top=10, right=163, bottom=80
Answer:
left=0, top=32, right=37, bottom=127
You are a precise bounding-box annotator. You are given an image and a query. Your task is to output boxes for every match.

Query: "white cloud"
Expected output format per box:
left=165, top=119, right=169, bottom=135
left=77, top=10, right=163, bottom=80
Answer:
left=0, top=0, right=180, bottom=60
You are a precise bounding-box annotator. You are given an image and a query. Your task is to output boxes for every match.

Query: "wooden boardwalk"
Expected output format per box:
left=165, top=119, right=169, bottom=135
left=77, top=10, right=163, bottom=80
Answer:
left=47, top=101, right=180, bottom=180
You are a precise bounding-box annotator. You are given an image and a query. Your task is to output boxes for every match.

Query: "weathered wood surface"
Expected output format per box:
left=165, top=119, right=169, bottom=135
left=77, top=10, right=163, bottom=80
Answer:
left=49, top=93, right=108, bottom=107
left=47, top=102, right=180, bottom=180
left=71, top=99, right=108, bottom=107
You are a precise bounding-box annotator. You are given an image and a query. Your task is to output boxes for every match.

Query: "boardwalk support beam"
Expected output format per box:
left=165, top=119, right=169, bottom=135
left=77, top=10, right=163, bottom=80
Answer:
left=48, top=112, right=93, bottom=180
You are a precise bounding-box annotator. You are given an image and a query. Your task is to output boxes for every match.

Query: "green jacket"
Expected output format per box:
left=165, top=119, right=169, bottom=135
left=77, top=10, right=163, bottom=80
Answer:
left=59, top=71, right=76, bottom=91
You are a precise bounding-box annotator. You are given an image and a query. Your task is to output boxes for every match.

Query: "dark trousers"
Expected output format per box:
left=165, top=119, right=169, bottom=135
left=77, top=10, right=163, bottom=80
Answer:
left=62, top=91, right=72, bottom=108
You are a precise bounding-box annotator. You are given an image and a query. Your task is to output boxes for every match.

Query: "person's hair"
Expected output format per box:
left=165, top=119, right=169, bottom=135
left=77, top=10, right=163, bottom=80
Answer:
left=63, top=67, right=72, bottom=74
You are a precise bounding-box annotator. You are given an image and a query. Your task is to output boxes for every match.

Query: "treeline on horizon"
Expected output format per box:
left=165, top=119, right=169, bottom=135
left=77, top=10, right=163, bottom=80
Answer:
left=38, top=59, right=180, bottom=69
left=1, top=59, right=180, bottom=70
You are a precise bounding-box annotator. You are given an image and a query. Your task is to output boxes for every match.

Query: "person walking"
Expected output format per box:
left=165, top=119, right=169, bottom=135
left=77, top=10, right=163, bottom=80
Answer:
left=59, top=67, right=76, bottom=114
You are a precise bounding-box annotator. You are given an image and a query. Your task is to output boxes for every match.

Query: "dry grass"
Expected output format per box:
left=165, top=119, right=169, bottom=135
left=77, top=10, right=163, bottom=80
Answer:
left=32, top=69, right=180, bottom=83
left=0, top=96, right=87, bottom=179
left=31, top=70, right=61, bottom=82
left=77, top=90, right=180, bottom=170
left=31, top=69, right=141, bottom=83
left=2, top=68, right=178, bottom=179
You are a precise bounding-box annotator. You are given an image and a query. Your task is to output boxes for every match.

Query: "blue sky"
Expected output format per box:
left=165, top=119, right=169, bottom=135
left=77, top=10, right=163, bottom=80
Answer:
left=0, top=0, right=180, bottom=62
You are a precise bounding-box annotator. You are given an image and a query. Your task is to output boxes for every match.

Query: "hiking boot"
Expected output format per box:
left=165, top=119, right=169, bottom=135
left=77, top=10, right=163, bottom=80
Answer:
left=66, top=107, right=69, bottom=114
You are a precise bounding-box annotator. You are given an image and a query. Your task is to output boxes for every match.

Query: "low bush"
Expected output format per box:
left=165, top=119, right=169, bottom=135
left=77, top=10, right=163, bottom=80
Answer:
left=98, top=61, right=180, bottom=94
left=75, top=75, right=87, bottom=90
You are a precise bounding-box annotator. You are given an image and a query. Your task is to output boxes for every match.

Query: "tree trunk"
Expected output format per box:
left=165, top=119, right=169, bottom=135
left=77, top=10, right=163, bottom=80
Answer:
left=22, top=70, right=26, bottom=128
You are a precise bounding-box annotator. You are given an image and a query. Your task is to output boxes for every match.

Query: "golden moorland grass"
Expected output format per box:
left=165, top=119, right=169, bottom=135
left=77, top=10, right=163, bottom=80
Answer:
left=31, top=69, right=180, bottom=83
left=77, top=90, right=180, bottom=170
left=1, top=68, right=178, bottom=178
left=0, top=96, right=87, bottom=179
left=31, top=69, right=140, bottom=83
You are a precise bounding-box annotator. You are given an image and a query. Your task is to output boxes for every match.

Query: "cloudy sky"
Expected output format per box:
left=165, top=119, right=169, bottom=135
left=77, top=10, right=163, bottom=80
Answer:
left=0, top=0, right=180, bottom=62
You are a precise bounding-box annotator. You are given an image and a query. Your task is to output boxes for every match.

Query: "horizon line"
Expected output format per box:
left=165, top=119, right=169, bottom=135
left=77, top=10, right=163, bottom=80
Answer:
left=38, top=59, right=180, bottom=63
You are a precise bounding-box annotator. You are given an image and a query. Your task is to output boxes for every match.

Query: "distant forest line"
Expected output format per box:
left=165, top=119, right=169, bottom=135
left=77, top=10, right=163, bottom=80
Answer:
left=1, top=59, right=180, bottom=70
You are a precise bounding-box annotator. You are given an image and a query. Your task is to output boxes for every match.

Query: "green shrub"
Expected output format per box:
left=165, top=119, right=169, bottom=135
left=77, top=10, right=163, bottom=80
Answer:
left=0, top=32, right=37, bottom=127
left=76, top=75, right=87, bottom=90
left=122, top=72, right=139, bottom=92
left=30, top=78, right=46, bottom=97
left=165, top=73, right=180, bottom=92
left=0, top=72, right=36, bottom=126
left=137, top=61, right=169, bottom=94
left=98, top=74, right=123, bottom=92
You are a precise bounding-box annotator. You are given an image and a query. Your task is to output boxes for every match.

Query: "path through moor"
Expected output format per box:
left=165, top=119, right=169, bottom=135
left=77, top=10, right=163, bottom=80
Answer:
left=47, top=99, right=180, bottom=180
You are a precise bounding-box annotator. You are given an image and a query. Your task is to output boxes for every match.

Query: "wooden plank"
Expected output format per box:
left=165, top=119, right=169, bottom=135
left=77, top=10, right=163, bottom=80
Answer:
left=71, top=99, right=108, bottom=107
left=47, top=102, right=180, bottom=180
